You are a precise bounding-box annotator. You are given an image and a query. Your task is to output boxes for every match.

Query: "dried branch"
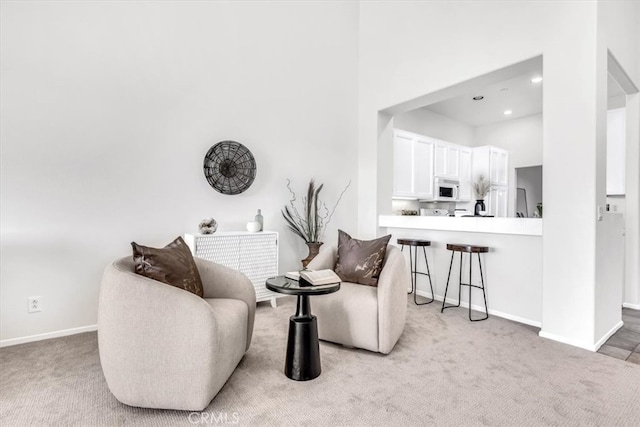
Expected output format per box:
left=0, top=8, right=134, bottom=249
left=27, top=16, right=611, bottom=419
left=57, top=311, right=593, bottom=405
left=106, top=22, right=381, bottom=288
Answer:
left=281, top=178, right=350, bottom=243
left=474, top=175, right=491, bottom=199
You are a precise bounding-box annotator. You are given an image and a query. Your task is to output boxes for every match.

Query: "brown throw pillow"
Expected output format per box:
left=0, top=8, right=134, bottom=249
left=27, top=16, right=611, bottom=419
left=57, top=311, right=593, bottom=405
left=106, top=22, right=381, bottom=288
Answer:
left=131, top=236, right=204, bottom=297
left=334, top=230, right=391, bottom=287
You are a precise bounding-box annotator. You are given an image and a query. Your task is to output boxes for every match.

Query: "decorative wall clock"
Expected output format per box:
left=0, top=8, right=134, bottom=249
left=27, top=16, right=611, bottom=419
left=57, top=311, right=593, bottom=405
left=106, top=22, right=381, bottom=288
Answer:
left=203, top=141, right=257, bottom=195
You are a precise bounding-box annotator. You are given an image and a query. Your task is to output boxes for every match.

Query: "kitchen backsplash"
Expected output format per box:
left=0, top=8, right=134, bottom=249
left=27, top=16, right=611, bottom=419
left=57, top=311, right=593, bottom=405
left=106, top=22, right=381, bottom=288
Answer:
left=392, top=200, right=458, bottom=215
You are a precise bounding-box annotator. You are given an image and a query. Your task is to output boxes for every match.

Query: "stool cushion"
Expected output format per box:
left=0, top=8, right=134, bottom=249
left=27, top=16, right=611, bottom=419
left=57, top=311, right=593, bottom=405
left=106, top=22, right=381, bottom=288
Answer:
left=397, top=238, right=431, bottom=247
left=446, top=243, right=489, bottom=253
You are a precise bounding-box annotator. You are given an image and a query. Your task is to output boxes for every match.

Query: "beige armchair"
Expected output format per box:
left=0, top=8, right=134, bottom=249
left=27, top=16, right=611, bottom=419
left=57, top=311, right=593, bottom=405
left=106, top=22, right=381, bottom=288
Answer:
left=307, top=245, right=408, bottom=354
left=98, top=256, right=256, bottom=411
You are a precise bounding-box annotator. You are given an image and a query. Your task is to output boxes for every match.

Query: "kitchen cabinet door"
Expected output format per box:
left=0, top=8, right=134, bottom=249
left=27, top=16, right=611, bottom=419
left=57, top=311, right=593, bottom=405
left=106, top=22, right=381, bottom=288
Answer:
left=490, top=148, right=508, bottom=186
left=434, top=141, right=448, bottom=178
left=458, top=148, right=472, bottom=201
left=414, top=138, right=434, bottom=199
left=447, top=145, right=460, bottom=179
left=393, top=132, right=414, bottom=197
left=488, top=186, right=508, bottom=217
left=434, top=140, right=460, bottom=179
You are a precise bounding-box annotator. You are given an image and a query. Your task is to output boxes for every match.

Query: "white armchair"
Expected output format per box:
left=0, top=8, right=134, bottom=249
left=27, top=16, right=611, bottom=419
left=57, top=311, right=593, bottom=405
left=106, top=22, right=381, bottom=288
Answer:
left=307, top=245, right=409, bottom=354
left=98, top=256, right=255, bottom=411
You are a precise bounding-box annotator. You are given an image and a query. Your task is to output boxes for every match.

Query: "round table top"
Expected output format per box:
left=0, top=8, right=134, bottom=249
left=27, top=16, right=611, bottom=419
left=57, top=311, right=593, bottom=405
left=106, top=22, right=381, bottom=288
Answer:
left=266, top=276, right=340, bottom=296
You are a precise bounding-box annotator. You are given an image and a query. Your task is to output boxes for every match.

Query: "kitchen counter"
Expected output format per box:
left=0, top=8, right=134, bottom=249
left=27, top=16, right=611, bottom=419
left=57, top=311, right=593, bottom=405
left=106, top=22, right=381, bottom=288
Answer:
left=380, top=214, right=542, bottom=327
left=379, top=215, right=542, bottom=236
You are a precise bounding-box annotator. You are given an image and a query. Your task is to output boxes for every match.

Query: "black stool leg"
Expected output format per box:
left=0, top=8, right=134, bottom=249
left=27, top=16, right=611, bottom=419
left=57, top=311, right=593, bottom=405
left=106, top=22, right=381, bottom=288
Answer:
left=457, top=252, right=463, bottom=308
left=420, top=246, right=435, bottom=304
left=468, top=252, right=473, bottom=321
left=413, top=245, right=433, bottom=305
left=412, top=245, right=417, bottom=296
left=441, top=250, right=456, bottom=312
left=470, top=252, right=489, bottom=321
left=403, top=242, right=435, bottom=305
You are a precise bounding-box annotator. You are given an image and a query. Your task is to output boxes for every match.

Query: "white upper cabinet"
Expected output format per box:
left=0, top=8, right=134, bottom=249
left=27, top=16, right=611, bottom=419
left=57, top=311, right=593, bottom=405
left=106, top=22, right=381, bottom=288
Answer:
left=489, top=148, right=508, bottom=186
left=393, top=132, right=414, bottom=197
left=433, top=140, right=460, bottom=179
left=458, top=147, right=472, bottom=201
left=447, top=145, right=460, bottom=179
left=433, top=142, right=447, bottom=178
left=473, top=146, right=509, bottom=187
left=393, top=130, right=434, bottom=200
left=413, top=137, right=435, bottom=199
left=393, top=129, right=475, bottom=202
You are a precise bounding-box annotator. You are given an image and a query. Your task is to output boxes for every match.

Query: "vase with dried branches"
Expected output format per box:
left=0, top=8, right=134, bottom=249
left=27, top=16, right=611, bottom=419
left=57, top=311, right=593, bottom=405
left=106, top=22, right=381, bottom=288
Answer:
left=281, top=178, right=350, bottom=267
left=474, top=175, right=491, bottom=216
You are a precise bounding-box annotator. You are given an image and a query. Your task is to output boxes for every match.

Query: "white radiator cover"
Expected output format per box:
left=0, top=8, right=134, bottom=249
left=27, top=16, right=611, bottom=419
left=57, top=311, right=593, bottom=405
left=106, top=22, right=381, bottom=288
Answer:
left=184, top=231, right=281, bottom=305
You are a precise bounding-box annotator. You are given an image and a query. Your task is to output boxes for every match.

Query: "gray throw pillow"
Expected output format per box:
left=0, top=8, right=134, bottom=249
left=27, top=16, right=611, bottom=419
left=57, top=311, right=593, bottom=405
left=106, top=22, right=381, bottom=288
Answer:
left=334, top=230, right=391, bottom=287
left=131, top=236, right=204, bottom=298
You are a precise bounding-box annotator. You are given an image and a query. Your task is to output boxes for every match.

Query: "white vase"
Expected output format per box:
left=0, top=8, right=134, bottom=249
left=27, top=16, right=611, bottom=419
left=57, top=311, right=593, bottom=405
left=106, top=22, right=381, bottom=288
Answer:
left=246, top=221, right=261, bottom=233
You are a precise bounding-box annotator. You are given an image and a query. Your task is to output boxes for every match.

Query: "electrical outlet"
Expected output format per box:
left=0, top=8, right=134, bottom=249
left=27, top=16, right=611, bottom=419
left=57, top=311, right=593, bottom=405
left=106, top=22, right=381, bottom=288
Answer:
left=28, top=296, right=41, bottom=313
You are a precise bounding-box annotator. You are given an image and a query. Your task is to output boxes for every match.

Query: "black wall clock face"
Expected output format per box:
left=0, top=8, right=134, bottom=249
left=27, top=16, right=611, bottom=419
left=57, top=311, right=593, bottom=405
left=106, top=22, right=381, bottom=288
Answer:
left=203, top=141, right=256, bottom=195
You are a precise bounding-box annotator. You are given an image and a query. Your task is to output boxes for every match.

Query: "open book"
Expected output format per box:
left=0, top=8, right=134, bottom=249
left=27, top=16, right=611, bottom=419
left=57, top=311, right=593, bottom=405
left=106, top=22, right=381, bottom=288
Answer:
left=285, top=269, right=341, bottom=286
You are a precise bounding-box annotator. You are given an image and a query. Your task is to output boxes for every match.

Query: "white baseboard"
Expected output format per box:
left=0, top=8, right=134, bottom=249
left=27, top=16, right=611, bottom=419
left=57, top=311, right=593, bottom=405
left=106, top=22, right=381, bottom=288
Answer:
left=623, top=302, right=640, bottom=310
left=538, top=330, right=597, bottom=351
left=415, top=290, right=541, bottom=328
left=0, top=324, right=98, bottom=348
left=593, top=321, right=624, bottom=351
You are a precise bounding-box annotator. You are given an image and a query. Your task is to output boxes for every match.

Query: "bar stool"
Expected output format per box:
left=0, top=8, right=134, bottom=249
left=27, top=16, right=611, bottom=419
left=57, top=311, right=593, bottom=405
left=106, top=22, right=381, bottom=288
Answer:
left=441, top=243, right=489, bottom=321
left=397, top=238, right=434, bottom=305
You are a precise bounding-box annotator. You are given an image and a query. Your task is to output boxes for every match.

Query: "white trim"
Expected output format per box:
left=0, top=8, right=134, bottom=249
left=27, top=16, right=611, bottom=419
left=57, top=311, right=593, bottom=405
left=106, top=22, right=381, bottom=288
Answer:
left=622, top=302, right=640, bottom=310
left=415, top=290, right=541, bottom=328
left=0, top=324, right=97, bottom=348
left=608, top=50, right=639, bottom=95
left=593, top=321, right=624, bottom=351
left=538, top=330, right=598, bottom=352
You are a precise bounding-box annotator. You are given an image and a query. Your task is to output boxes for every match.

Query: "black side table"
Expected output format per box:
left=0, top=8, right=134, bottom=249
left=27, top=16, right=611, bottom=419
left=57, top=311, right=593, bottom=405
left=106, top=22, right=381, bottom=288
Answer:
left=266, top=276, right=340, bottom=381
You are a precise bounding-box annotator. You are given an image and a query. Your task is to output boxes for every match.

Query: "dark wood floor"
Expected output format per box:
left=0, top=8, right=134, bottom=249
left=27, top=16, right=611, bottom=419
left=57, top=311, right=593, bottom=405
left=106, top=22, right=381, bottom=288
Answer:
left=597, top=308, right=640, bottom=364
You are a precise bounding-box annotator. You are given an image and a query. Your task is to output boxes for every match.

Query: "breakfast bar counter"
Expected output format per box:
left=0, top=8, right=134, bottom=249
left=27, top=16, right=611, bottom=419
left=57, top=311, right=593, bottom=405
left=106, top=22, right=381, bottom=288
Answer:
left=379, top=215, right=542, bottom=327
left=379, top=215, right=542, bottom=236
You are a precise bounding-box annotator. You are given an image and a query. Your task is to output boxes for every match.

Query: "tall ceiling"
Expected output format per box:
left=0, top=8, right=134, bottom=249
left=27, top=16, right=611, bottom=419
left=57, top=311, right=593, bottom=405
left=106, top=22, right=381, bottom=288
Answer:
left=422, top=63, right=626, bottom=128
left=423, top=66, right=543, bottom=128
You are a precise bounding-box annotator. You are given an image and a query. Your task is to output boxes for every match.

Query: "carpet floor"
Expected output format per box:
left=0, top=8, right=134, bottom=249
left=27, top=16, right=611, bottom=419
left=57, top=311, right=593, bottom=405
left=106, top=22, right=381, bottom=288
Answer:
left=1, top=296, right=640, bottom=426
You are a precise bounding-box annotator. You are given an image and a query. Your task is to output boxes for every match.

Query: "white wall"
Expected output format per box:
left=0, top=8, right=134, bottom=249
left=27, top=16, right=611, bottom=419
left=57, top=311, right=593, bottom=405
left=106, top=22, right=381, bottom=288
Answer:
left=595, top=1, right=640, bottom=327
left=358, top=0, right=639, bottom=350
left=394, top=108, right=474, bottom=147
left=595, top=213, right=625, bottom=342
left=0, top=1, right=359, bottom=343
left=474, top=114, right=543, bottom=166
left=474, top=114, right=543, bottom=216
left=607, top=108, right=626, bottom=195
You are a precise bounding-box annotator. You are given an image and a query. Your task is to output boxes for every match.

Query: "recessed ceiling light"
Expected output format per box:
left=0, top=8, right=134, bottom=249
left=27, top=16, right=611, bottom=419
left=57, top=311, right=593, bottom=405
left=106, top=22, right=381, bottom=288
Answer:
left=500, top=88, right=509, bottom=92
left=531, top=76, right=543, bottom=83
left=503, top=110, right=513, bottom=116
left=472, top=96, right=484, bottom=101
